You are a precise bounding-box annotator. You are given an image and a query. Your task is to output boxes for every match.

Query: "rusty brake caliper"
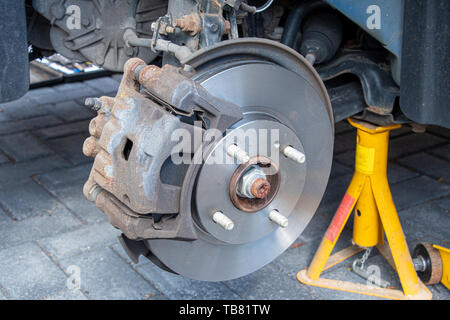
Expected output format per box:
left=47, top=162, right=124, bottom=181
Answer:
left=82, top=58, right=242, bottom=242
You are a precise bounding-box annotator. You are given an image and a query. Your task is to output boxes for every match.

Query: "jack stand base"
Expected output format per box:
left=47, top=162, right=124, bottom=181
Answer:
left=297, top=118, right=433, bottom=300
left=297, top=244, right=432, bottom=300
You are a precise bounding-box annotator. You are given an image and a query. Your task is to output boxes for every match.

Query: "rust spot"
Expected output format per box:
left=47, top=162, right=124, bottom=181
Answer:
left=290, top=242, right=304, bottom=249
left=251, top=178, right=271, bottom=199
left=173, top=13, right=201, bottom=35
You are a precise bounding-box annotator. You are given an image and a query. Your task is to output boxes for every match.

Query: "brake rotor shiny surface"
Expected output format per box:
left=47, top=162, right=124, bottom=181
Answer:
left=195, top=119, right=305, bottom=245
left=146, top=41, right=334, bottom=281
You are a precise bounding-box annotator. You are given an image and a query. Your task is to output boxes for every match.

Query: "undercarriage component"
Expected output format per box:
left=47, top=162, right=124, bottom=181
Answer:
left=281, top=0, right=328, bottom=48
left=318, top=50, right=401, bottom=126
left=33, top=0, right=167, bottom=71
left=299, top=11, right=342, bottom=65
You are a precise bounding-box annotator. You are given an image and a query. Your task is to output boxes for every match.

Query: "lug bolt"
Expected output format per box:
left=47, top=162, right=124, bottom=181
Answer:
left=269, top=209, right=288, bottom=228
left=227, top=144, right=250, bottom=164
left=212, top=211, right=234, bottom=230
left=85, top=97, right=102, bottom=111
left=282, top=146, right=305, bottom=164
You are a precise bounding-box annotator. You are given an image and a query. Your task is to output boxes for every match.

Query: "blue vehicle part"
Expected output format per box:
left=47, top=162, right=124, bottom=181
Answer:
left=324, top=0, right=404, bottom=84
left=400, top=0, right=450, bottom=128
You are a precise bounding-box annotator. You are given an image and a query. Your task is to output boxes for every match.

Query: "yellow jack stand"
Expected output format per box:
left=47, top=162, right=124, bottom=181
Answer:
left=434, top=245, right=450, bottom=290
left=297, top=118, right=432, bottom=300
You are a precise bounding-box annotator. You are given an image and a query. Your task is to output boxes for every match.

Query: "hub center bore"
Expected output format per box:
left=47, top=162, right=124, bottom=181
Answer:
left=229, top=156, right=281, bottom=213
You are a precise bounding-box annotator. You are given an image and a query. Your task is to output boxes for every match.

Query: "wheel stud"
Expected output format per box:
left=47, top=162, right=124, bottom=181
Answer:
left=269, top=209, right=288, bottom=228
left=212, top=211, right=234, bottom=230
left=282, top=146, right=305, bottom=164
left=227, top=144, right=250, bottom=163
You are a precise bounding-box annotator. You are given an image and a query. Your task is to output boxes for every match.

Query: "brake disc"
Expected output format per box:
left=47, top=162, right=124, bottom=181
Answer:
left=145, top=39, right=334, bottom=281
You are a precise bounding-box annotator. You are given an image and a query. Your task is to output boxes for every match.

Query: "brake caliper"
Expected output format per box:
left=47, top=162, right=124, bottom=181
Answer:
left=82, top=58, right=242, bottom=241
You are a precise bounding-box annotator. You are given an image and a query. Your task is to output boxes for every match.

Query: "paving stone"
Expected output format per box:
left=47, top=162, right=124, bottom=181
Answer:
left=53, top=82, right=95, bottom=93
left=389, top=125, right=413, bottom=138
left=26, top=86, right=67, bottom=105
left=429, top=144, right=450, bottom=162
left=44, top=288, right=88, bottom=300
left=4, top=106, right=47, bottom=124
left=84, top=77, right=120, bottom=93
left=0, top=209, right=81, bottom=250
left=391, top=176, right=450, bottom=211
left=0, top=242, right=68, bottom=299
left=334, top=150, right=356, bottom=167
left=137, top=263, right=241, bottom=300
left=433, top=196, right=450, bottom=212
left=0, top=132, right=54, bottom=162
left=0, top=115, right=64, bottom=135
left=47, top=133, right=91, bottom=165
left=334, top=120, right=354, bottom=135
left=223, top=263, right=316, bottom=299
left=0, top=109, right=11, bottom=122
left=43, top=100, right=95, bottom=122
left=427, top=125, right=450, bottom=139
left=59, top=247, right=158, bottom=300
left=398, top=202, right=450, bottom=244
left=112, top=74, right=123, bottom=83
left=0, top=96, right=48, bottom=120
left=32, top=120, right=90, bottom=140
left=36, top=164, right=106, bottom=224
left=0, top=155, right=71, bottom=183
left=0, top=95, right=36, bottom=109
left=39, top=223, right=120, bottom=260
left=0, top=208, right=9, bottom=225
left=398, top=152, right=450, bottom=183
left=333, top=130, right=356, bottom=154
left=427, top=283, right=450, bottom=300
left=329, top=160, right=352, bottom=179
left=386, top=162, right=420, bottom=184
left=0, top=152, right=9, bottom=165
left=50, top=82, right=101, bottom=101
left=388, top=133, right=446, bottom=159
left=318, top=173, right=353, bottom=210
left=276, top=226, right=354, bottom=277
left=0, top=178, right=74, bottom=221
left=148, top=294, right=169, bottom=300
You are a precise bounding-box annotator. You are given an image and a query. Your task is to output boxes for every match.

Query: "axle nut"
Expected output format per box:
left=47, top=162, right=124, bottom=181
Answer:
left=251, top=178, right=271, bottom=199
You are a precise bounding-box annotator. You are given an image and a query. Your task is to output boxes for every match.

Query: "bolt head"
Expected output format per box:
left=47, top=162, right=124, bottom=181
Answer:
left=251, top=178, right=271, bottom=199
left=209, top=23, right=219, bottom=32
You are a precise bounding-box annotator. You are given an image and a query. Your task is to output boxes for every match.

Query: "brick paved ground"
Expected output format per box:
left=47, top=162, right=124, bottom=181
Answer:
left=0, top=77, right=449, bottom=300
